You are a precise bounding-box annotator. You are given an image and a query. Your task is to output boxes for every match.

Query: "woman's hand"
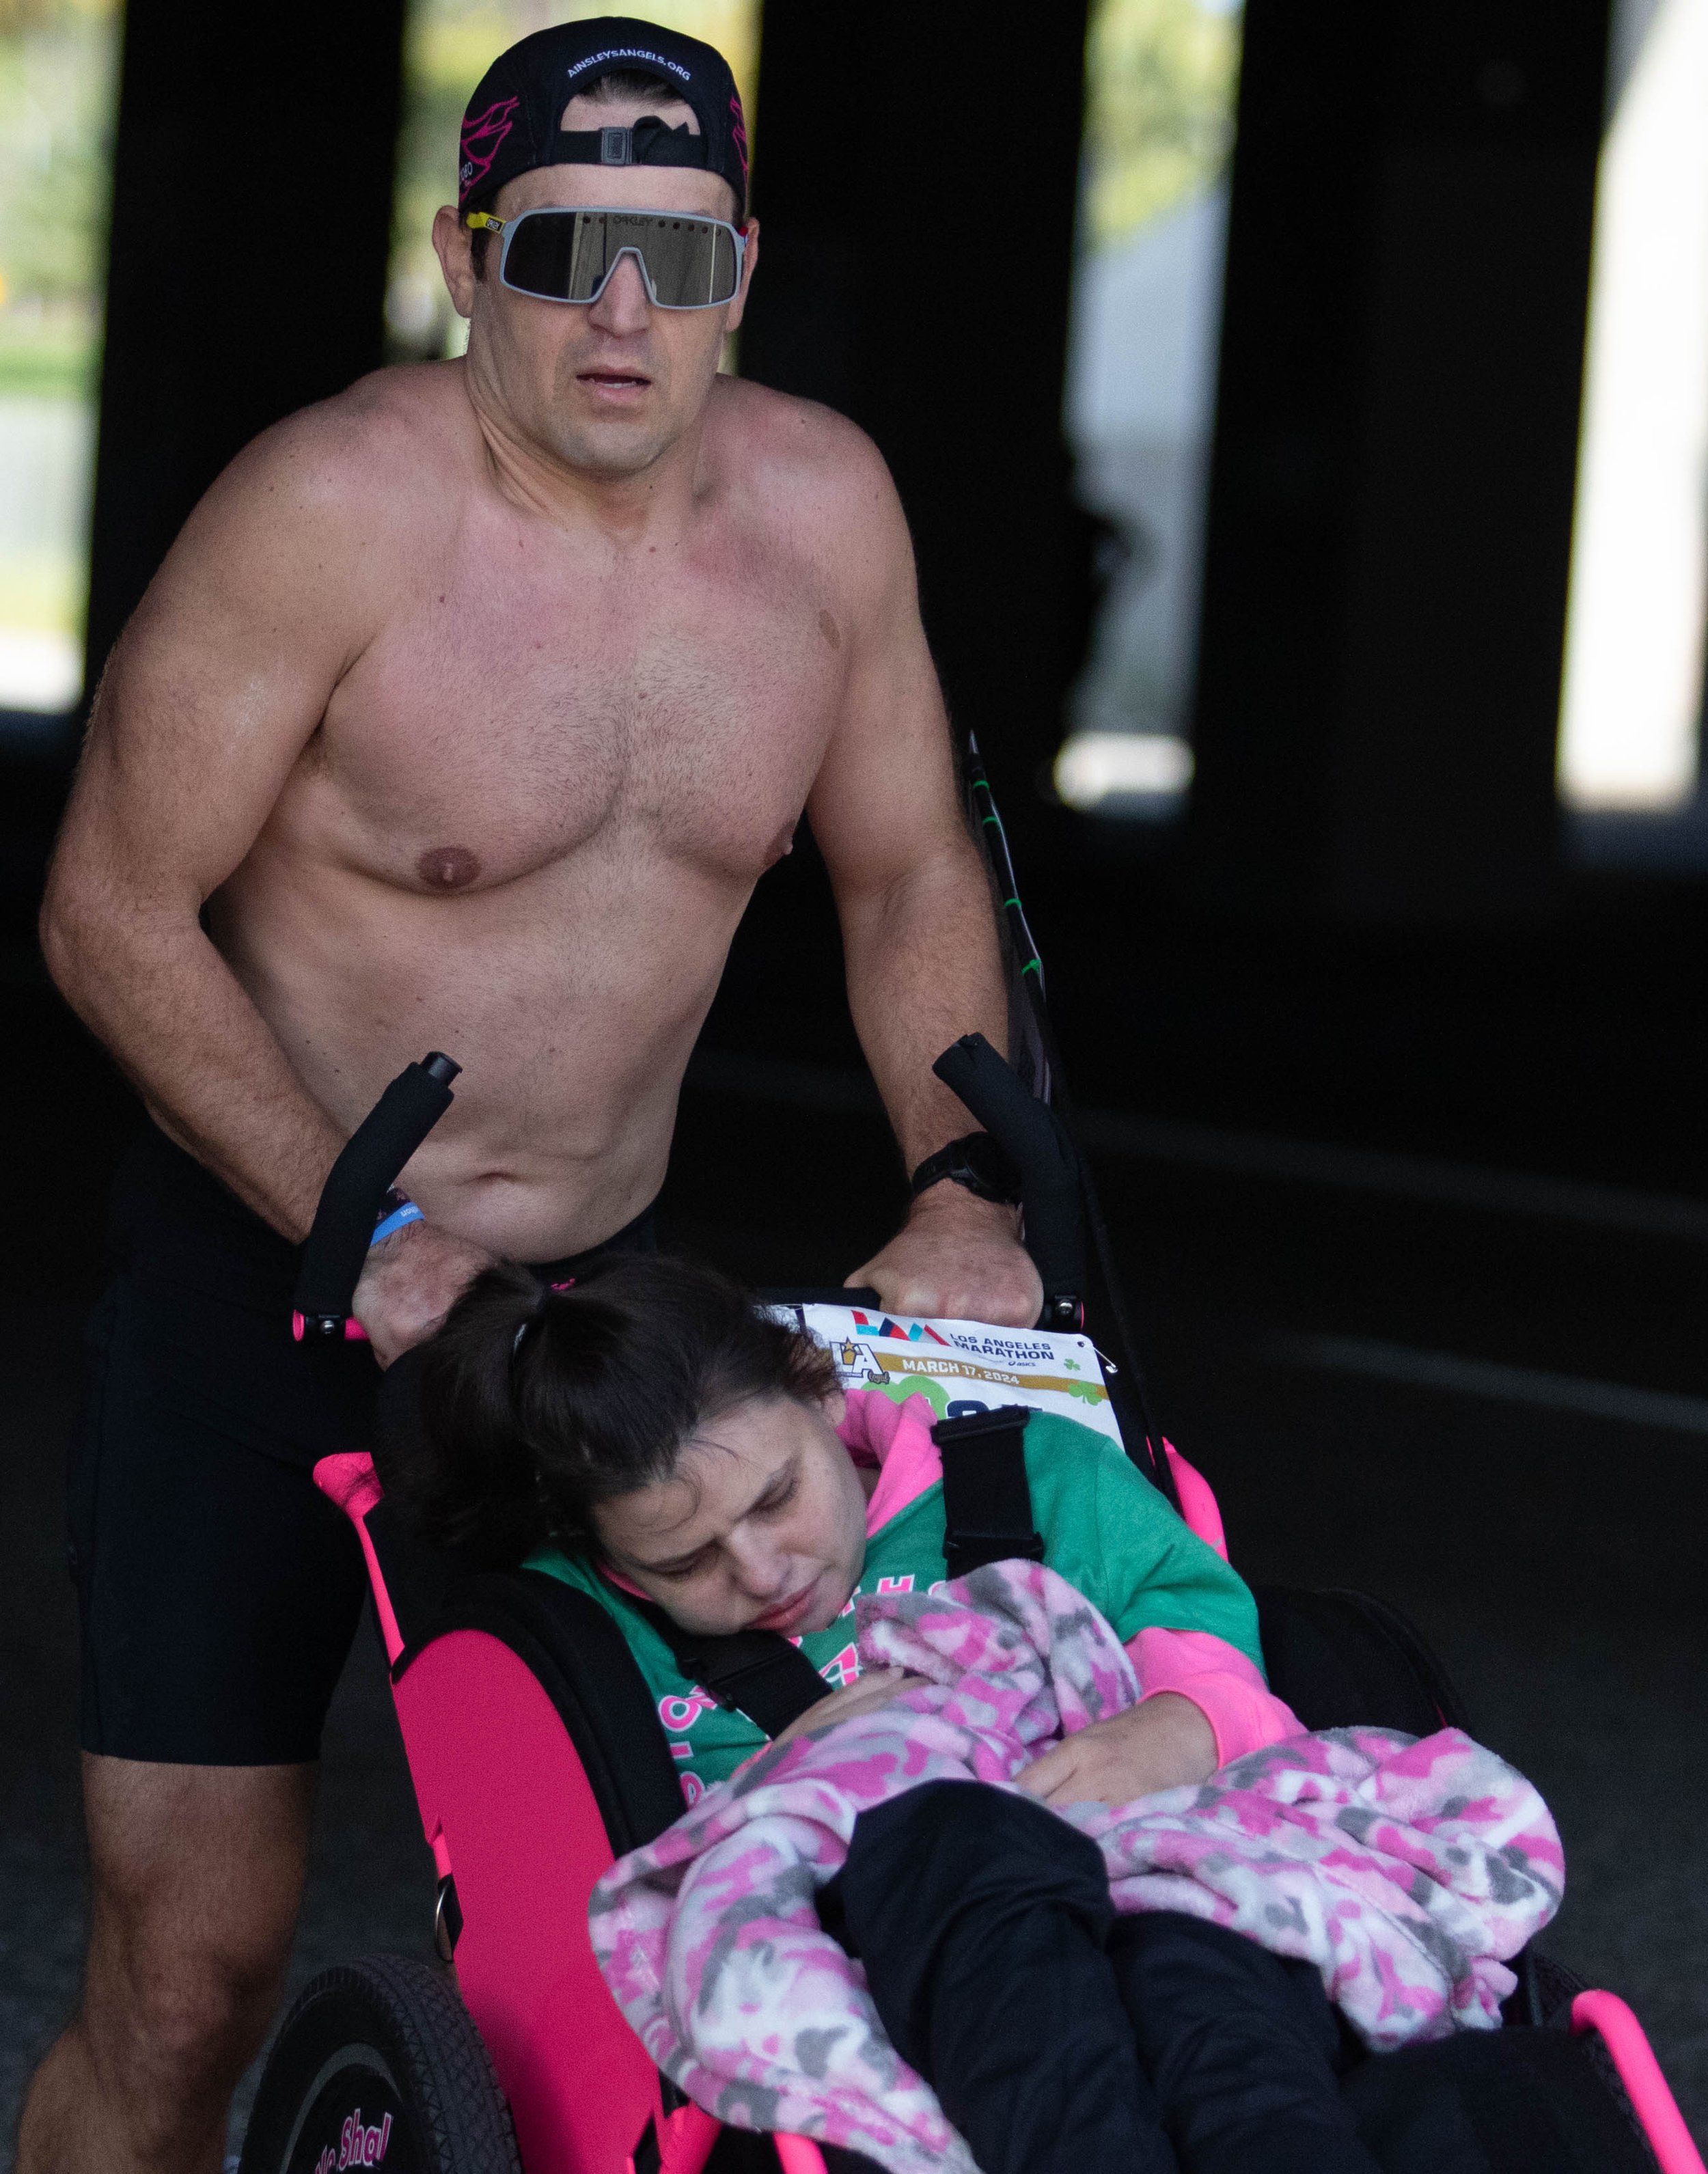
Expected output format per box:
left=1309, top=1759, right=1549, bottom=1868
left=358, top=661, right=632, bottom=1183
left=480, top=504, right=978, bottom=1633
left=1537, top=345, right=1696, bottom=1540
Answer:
left=1013, top=1692, right=1217, bottom=1808
left=769, top=1667, right=926, bottom=1750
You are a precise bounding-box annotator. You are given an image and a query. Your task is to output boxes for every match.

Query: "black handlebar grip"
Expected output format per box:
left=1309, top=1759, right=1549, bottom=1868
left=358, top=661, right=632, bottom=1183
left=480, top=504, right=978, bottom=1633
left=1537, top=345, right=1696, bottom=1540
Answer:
left=932, top=1032, right=1085, bottom=1327
left=293, top=1051, right=461, bottom=1334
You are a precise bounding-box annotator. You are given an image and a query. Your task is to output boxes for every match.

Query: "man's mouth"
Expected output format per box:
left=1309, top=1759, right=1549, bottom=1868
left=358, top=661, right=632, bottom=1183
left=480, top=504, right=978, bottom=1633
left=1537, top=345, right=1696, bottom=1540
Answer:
left=752, top=1581, right=818, bottom=1633
left=577, top=367, right=652, bottom=395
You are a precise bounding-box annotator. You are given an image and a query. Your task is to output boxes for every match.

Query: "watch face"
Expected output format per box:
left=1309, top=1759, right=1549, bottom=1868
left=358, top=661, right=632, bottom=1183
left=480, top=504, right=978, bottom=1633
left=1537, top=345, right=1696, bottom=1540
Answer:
left=961, top=1132, right=1021, bottom=1202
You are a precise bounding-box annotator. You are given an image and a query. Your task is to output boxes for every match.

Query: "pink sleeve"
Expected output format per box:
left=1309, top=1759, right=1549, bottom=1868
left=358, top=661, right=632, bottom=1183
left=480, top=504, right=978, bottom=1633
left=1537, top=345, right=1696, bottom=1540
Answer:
left=839, top=1389, right=945, bottom=1532
left=1126, top=1626, right=1304, bottom=1768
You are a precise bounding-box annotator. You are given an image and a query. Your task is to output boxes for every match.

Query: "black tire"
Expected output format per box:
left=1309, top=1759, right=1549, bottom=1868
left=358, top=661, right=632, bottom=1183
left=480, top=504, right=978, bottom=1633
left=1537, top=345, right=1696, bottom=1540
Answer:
left=238, top=1955, right=521, bottom=2174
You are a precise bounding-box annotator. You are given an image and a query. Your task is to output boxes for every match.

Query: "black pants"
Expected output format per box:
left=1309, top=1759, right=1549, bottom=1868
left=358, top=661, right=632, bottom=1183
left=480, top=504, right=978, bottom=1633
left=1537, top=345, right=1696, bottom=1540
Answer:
left=822, top=1781, right=1379, bottom=2174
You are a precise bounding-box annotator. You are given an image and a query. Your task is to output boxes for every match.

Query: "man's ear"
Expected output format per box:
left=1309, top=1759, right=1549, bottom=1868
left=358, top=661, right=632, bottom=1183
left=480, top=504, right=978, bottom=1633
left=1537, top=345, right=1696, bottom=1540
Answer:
left=433, top=204, right=478, bottom=320
left=724, top=216, right=760, bottom=334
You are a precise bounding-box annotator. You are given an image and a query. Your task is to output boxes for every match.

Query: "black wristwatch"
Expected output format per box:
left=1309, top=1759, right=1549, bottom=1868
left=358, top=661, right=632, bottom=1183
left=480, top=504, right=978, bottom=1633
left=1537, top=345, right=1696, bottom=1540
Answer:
left=909, top=1131, right=1022, bottom=1207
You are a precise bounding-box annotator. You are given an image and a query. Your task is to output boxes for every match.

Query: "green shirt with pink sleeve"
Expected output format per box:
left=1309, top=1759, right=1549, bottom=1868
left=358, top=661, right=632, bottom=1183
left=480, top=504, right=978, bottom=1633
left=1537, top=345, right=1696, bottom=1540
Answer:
left=529, top=1388, right=1299, bottom=1802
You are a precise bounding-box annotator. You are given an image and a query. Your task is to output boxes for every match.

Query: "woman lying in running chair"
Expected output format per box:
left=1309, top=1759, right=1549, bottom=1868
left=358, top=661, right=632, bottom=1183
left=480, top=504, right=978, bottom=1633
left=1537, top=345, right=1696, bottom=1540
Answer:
left=381, top=1252, right=1558, bottom=2174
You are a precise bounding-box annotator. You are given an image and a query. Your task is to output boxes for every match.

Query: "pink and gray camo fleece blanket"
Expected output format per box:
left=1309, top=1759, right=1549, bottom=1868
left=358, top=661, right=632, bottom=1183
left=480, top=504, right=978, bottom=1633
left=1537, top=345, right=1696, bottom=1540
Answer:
left=589, top=1562, right=1563, bottom=2174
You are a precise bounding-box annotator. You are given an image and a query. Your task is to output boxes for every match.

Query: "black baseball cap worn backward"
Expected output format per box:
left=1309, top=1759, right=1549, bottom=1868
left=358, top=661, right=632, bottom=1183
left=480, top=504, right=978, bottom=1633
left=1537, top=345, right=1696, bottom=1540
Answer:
left=458, top=16, right=749, bottom=222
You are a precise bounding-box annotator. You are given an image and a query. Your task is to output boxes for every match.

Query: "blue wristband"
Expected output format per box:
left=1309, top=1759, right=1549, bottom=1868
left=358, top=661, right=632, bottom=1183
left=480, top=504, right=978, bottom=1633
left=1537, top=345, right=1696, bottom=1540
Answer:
left=370, top=1200, right=424, bottom=1248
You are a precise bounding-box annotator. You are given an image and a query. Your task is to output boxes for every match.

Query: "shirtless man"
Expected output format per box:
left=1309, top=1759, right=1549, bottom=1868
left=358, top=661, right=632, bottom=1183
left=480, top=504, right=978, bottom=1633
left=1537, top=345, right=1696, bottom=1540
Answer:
left=20, top=19, right=1040, bottom=2171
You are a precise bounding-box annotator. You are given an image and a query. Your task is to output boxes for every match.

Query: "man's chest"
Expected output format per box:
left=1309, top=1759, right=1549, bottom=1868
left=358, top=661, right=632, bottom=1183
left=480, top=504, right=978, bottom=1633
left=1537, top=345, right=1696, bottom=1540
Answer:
left=312, top=545, right=846, bottom=890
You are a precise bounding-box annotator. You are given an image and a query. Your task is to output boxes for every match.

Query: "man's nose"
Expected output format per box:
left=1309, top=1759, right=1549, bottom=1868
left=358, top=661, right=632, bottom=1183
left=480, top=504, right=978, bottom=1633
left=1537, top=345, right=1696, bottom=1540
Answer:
left=588, top=251, right=653, bottom=335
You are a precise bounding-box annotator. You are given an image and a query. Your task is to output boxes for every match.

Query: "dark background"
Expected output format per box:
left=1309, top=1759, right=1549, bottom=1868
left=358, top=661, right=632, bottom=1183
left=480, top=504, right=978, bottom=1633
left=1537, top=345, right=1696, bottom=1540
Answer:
left=3, top=0, right=1706, bottom=2155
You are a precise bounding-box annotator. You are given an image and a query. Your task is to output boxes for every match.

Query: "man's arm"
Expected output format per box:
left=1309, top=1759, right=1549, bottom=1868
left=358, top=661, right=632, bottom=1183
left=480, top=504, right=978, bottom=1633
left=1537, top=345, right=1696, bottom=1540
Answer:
left=807, top=439, right=1043, bottom=1328
left=39, top=403, right=486, bottom=1358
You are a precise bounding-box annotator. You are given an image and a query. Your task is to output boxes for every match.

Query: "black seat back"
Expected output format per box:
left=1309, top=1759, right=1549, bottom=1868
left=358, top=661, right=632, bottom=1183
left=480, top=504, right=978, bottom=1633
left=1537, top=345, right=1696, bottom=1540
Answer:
left=1255, top=1585, right=1472, bottom=1737
left=1342, top=2025, right=1666, bottom=2173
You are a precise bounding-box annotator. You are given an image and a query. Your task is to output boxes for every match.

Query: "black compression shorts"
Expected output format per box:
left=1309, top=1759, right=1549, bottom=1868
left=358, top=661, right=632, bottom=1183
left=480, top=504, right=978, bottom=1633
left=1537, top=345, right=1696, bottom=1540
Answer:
left=68, top=1120, right=656, bottom=1765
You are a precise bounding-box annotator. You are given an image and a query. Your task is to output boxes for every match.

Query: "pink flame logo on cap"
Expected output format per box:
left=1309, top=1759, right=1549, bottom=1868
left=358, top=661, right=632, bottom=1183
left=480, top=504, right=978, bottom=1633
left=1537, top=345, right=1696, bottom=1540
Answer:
left=460, top=95, right=519, bottom=199
left=730, top=92, right=748, bottom=182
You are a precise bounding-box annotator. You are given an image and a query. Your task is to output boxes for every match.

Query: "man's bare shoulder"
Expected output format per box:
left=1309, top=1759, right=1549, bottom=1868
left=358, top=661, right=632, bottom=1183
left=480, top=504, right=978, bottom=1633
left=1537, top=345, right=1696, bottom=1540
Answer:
left=113, top=361, right=484, bottom=695
left=128, top=362, right=482, bottom=663
left=708, top=376, right=907, bottom=574
left=194, top=359, right=479, bottom=541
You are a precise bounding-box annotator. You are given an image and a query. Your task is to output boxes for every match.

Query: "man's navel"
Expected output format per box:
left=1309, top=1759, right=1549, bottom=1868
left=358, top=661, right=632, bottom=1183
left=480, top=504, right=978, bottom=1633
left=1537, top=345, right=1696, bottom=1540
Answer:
left=418, top=845, right=482, bottom=891
left=818, top=609, right=842, bottom=651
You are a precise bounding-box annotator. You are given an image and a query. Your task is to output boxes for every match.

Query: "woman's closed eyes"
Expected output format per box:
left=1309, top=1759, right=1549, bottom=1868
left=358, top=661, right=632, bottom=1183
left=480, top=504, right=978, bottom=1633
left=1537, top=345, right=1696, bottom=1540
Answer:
left=632, top=1461, right=802, bottom=1581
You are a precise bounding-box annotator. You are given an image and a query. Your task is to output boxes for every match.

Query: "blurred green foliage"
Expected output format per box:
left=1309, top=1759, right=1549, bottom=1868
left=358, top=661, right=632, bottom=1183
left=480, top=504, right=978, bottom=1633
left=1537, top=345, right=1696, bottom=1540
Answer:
left=0, top=0, right=116, bottom=684
left=387, top=0, right=757, bottom=359
left=1082, top=0, right=1241, bottom=251
left=0, top=0, right=118, bottom=394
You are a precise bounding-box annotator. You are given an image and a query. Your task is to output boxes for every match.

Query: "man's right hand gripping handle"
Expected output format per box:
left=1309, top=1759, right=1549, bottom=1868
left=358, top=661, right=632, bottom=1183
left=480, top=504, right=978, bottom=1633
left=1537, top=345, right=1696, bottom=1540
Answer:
left=293, top=1051, right=491, bottom=1365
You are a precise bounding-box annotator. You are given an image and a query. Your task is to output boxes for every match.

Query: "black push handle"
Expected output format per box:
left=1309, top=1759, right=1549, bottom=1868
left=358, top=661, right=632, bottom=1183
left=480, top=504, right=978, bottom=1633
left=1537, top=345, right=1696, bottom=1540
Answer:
left=933, top=1032, right=1085, bottom=1330
left=293, top=1051, right=461, bottom=1338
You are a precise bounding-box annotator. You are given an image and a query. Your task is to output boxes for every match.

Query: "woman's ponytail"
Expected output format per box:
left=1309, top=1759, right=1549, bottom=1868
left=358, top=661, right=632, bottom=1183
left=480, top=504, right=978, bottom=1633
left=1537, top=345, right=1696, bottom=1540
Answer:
left=374, top=1261, right=556, bottom=1567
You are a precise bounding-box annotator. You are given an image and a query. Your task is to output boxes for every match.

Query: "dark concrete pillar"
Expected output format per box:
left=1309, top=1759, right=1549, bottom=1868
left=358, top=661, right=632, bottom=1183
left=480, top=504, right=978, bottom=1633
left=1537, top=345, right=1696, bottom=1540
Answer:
left=741, top=0, right=1091, bottom=849
left=1188, top=0, right=1608, bottom=922
left=84, top=0, right=407, bottom=687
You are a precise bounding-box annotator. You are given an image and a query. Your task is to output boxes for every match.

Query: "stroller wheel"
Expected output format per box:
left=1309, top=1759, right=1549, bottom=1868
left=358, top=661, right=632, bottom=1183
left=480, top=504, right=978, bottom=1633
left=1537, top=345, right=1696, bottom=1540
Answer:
left=238, top=1954, right=521, bottom=2174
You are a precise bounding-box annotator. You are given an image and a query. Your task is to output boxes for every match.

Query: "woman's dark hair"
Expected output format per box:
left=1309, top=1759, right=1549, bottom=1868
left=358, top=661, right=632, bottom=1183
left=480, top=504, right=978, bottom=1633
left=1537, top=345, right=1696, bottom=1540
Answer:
left=377, top=1254, right=839, bottom=1569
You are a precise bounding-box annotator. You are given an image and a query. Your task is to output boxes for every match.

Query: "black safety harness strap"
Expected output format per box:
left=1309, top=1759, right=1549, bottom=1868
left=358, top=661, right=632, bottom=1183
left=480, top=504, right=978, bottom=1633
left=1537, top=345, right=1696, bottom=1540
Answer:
left=634, top=1405, right=1041, bottom=1739
left=635, top=1613, right=839, bottom=1739
left=934, top=1405, right=1044, bottom=1578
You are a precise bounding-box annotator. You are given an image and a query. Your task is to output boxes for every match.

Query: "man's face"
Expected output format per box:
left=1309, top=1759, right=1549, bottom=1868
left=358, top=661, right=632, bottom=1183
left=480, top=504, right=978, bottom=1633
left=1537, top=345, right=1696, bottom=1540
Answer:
left=433, top=92, right=756, bottom=480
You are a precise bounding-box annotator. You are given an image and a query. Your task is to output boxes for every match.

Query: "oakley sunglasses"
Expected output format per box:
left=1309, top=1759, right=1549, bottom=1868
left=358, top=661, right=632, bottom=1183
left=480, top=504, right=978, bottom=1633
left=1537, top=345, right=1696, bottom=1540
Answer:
left=464, top=206, right=746, bottom=310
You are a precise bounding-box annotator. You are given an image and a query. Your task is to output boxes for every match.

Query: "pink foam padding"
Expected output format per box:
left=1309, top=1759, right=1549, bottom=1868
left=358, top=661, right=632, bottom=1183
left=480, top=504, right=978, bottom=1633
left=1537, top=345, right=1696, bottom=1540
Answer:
left=654, top=2104, right=719, bottom=2174
left=313, top=1455, right=405, bottom=1665
left=773, top=2138, right=830, bottom=2174
left=392, top=1629, right=666, bottom=2174
left=1164, top=1442, right=1228, bottom=1559
left=1572, top=1991, right=1707, bottom=2174
left=314, top=1450, right=383, bottom=1519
